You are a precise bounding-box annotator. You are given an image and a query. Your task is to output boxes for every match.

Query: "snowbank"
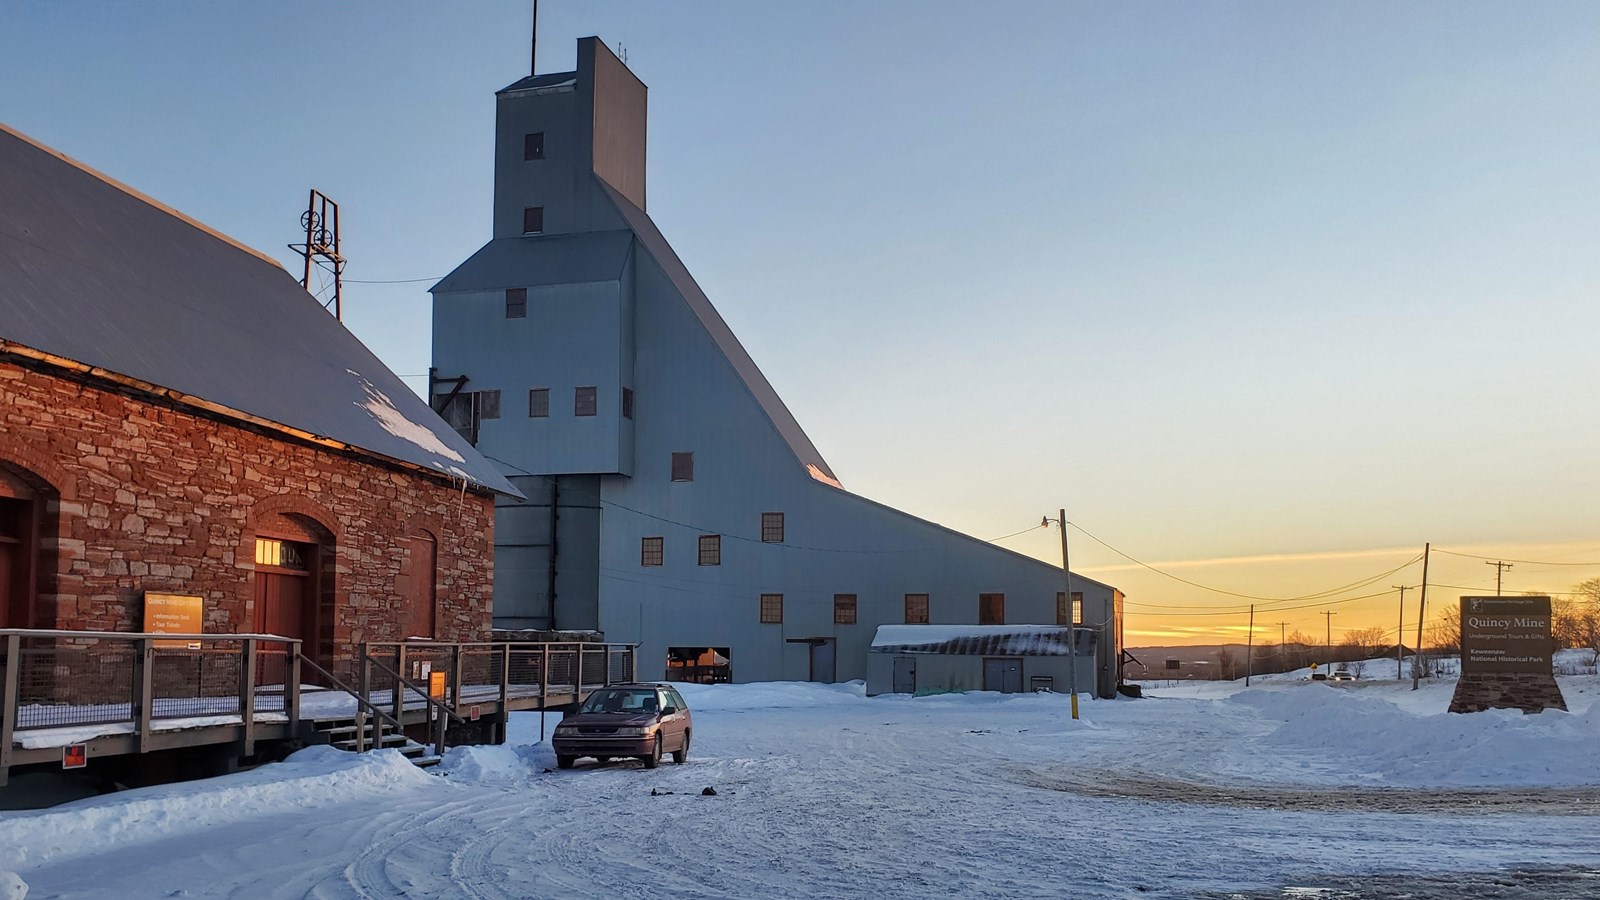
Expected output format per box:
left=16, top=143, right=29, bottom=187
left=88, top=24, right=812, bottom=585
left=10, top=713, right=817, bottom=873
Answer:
left=673, top=680, right=867, bottom=711
left=436, top=741, right=558, bottom=784
left=1230, top=684, right=1600, bottom=787
left=0, top=747, right=431, bottom=870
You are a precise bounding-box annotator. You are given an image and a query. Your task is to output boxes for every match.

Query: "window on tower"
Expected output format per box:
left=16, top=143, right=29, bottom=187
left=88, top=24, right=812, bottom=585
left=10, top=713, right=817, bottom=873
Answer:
left=574, top=386, right=597, bottom=416
left=522, top=206, right=544, bottom=235
left=505, top=288, right=527, bottom=318
left=524, top=132, right=545, bottom=161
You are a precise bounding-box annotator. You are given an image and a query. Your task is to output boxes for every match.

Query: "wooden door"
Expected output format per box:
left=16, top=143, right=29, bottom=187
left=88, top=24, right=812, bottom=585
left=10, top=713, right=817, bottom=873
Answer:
left=0, top=539, right=15, bottom=629
left=0, top=494, right=34, bottom=629
left=403, top=534, right=437, bottom=639
left=254, top=570, right=310, bottom=640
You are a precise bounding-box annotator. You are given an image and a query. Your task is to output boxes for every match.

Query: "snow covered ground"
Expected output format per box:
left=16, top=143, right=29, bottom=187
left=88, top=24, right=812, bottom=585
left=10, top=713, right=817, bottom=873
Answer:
left=3, top=669, right=1600, bottom=898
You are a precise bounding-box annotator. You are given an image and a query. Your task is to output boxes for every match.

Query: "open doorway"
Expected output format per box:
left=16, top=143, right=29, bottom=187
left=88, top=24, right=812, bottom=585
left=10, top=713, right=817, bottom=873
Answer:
left=665, top=647, right=730, bottom=684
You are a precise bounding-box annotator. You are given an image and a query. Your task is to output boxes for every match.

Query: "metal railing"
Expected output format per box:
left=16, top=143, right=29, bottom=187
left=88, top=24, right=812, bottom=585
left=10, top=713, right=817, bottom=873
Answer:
left=2, top=632, right=638, bottom=771
left=355, top=640, right=636, bottom=751
left=1, top=629, right=302, bottom=768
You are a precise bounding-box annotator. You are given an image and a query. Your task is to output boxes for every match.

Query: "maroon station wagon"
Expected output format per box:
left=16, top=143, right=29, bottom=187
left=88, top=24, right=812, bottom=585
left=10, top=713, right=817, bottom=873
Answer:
left=551, top=684, right=692, bottom=769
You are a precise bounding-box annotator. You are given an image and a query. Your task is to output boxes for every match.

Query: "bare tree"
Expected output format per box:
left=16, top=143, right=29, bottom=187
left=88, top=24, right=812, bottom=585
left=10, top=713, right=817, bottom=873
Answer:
left=1426, top=607, right=1460, bottom=655
left=1344, top=626, right=1389, bottom=659
left=1569, top=578, right=1600, bottom=665
left=1217, top=647, right=1238, bottom=681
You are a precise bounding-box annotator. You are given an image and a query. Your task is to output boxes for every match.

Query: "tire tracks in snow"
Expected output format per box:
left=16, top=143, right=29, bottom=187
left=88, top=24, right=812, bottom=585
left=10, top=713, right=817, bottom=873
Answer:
left=1009, top=765, right=1600, bottom=815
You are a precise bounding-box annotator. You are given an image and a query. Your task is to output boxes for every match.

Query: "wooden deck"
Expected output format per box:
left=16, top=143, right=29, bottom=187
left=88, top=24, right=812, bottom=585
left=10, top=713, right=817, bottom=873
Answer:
left=0, top=630, right=635, bottom=785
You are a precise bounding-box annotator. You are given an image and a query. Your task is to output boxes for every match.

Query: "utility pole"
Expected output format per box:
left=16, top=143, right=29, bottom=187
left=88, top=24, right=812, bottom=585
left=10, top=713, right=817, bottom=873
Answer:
left=1486, top=560, right=1513, bottom=596
left=1412, top=543, right=1430, bottom=690
left=1321, top=611, right=1336, bottom=664
left=1393, top=584, right=1408, bottom=680
left=1044, top=511, right=1079, bottom=719
left=1274, top=621, right=1289, bottom=673
left=1059, top=509, right=1079, bottom=720
left=1245, top=604, right=1255, bottom=686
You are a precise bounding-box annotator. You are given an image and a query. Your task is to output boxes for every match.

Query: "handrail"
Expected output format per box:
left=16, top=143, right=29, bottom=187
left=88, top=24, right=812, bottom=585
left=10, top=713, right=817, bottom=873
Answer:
left=363, top=640, right=634, bottom=652
left=298, top=655, right=406, bottom=737
left=0, top=629, right=296, bottom=642
left=363, top=653, right=467, bottom=726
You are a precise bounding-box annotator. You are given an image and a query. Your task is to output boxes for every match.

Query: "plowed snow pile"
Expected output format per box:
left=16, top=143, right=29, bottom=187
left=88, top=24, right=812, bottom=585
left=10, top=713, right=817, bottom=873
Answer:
left=1229, top=682, right=1600, bottom=787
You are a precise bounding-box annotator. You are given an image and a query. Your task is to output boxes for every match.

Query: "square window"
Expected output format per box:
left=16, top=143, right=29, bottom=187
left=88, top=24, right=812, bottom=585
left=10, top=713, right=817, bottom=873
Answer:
left=522, top=206, right=544, bottom=235
left=641, top=536, right=663, bottom=567
left=671, top=452, right=694, bottom=482
left=760, top=512, right=784, bottom=543
left=523, top=132, right=545, bottom=161
left=1057, top=591, right=1083, bottom=626
left=622, top=387, right=634, bottom=419
left=505, top=287, right=527, bottom=318
left=760, top=593, right=783, bottom=624
left=833, top=594, right=857, bottom=625
left=574, top=386, right=597, bottom=416
left=979, top=592, right=1005, bottom=625
left=528, top=388, right=549, bottom=418
left=479, top=390, right=501, bottom=420
left=698, top=534, right=721, bottom=566
left=904, top=593, right=929, bottom=624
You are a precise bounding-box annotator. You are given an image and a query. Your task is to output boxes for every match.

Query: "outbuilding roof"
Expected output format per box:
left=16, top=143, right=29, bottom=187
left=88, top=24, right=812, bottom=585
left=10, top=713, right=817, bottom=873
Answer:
left=869, top=625, right=1078, bottom=656
left=0, top=124, right=519, bottom=497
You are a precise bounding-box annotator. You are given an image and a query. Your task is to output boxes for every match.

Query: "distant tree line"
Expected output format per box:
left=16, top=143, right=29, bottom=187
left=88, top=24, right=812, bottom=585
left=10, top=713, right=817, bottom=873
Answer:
left=1213, top=579, right=1600, bottom=681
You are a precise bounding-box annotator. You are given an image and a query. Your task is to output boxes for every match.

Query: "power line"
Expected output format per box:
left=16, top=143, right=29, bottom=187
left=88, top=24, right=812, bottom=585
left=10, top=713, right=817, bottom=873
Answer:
left=1123, top=588, right=1397, bottom=616
left=344, top=275, right=444, bottom=284
left=986, top=524, right=1045, bottom=543
left=1433, top=548, right=1600, bottom=566
left=1068, top=520, right=1422, bottom=605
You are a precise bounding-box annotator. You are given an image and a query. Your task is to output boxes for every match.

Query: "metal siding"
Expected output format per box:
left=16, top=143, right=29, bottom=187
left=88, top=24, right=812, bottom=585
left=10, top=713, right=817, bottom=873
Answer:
left=434, top=281, right=627, bottom=476
left=431, top=231, right=632, bottom=294
left=0, top=127, right=516, bottom=497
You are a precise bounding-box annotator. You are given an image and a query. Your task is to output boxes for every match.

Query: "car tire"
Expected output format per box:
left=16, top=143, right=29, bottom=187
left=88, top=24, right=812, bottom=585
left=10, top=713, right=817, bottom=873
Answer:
left=556, top=755, right=575, bottom=770
left=642, top=734, right=662, bottom=769
left=673, top=731, right=690, bottom=765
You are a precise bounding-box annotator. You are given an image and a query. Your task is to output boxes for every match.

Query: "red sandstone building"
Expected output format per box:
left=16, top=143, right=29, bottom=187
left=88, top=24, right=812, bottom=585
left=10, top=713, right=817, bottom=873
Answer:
left=0, top=124, right=518, bottom=679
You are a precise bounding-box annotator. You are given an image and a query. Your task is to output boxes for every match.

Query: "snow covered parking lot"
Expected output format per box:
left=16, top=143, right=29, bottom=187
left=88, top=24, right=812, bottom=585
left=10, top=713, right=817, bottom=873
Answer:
left=4, top=674, right=1600, bottom=899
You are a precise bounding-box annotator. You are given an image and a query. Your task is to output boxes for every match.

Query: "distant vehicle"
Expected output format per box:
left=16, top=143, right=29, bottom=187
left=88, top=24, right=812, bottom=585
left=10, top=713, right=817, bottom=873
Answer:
left=1331, top=670, right=1357, bottom=682
left=552, top=684, right=692, bottom=770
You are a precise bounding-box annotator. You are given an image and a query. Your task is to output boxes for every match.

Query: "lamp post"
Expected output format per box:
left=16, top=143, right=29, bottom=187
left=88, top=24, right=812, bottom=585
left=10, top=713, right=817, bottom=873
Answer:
left=1044, top=510, right=1079, bottom=720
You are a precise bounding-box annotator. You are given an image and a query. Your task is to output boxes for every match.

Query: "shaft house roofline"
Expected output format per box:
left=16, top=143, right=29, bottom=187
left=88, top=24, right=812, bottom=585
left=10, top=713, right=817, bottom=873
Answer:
left=0, top=122, right=519, bottom=498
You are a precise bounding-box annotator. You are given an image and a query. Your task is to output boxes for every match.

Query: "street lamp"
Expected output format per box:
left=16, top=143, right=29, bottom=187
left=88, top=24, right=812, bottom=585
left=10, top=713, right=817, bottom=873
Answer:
left=1042, top=510, right=1079, bottom=720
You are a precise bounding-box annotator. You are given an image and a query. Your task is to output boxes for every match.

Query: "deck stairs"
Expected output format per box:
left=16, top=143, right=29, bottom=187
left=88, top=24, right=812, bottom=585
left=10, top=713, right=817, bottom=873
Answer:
left=309, top=714, right=441, bottom=769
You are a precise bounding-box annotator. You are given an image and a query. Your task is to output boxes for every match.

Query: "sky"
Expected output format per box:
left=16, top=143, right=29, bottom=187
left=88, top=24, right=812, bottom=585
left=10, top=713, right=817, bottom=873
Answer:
left=3, top=2, right=1597, bottom=647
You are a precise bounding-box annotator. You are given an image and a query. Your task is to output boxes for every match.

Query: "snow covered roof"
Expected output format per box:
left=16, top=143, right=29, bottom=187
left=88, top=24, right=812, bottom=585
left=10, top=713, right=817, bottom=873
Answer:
left=0, top=124, right=519, bottom=497
left=870, top=625, right=1077, bottom=656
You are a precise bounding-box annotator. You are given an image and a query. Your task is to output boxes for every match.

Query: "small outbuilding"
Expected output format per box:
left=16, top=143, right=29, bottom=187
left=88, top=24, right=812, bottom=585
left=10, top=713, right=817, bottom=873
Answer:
left=866, top=625, right=1094, bottom=697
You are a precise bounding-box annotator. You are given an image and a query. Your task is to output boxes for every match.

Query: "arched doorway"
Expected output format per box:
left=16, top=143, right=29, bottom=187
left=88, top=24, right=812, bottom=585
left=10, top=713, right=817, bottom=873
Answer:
left=251, top=512, right=335, bottom=675
left=0, top=465, right=53, bottom=630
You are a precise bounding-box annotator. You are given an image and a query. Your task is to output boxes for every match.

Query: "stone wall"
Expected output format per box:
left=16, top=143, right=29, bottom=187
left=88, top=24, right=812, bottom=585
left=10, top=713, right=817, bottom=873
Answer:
left=0, top=357, right=496, bottom=681
left=1447, top=672, right=1568, bottom=714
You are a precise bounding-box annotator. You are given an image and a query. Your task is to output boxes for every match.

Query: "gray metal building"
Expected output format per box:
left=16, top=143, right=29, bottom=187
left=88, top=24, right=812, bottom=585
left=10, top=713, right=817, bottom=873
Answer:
left=431, top=38, right=1124, bottom=696
left=866, top=625, right=1092, bottom=697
